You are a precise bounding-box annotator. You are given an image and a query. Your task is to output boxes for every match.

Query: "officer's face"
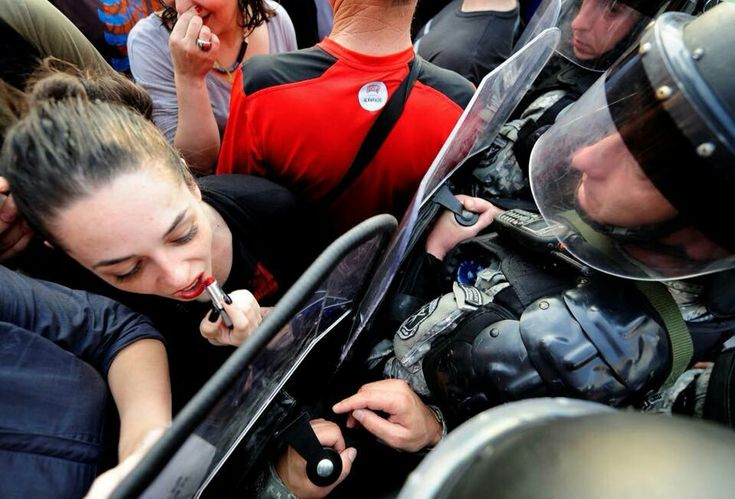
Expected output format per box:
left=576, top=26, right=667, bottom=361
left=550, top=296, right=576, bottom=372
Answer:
left=570, top=0, right=641, bottom=60
left=571, top=132, right=678, bottom=227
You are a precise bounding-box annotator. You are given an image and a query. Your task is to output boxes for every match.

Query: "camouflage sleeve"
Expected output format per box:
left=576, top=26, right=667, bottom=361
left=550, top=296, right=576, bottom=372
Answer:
left=255, top=462, right=298, bottom=499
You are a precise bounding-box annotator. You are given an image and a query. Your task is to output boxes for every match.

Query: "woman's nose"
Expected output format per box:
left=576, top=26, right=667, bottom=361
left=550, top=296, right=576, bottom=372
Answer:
left=159, top=258, right=191, bottom=291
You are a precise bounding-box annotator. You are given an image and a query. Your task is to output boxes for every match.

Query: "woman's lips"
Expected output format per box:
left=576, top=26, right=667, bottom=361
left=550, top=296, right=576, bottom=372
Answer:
left=175, top=273, right=206, bottom=300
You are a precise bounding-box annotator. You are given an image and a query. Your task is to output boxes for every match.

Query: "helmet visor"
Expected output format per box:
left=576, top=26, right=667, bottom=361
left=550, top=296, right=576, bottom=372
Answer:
left=529, top=76, right=735, bottom=280
left=555, top=0, right=653, bottom=71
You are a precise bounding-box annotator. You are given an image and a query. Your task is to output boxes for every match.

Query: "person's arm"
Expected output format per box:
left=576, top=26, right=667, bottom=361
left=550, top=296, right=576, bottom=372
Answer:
left=332, top=379, right=443, bottom=452
left=108, top=338, right=171, bottom=460
left=1, top=0, right=111, bottom=74
left=272, top=419, right=355, bottom=498
left=128, top=13, right=220, bottom=173
left=169, top=9, right=221, bottom=174
left=424, top=195, right=501, bottom=260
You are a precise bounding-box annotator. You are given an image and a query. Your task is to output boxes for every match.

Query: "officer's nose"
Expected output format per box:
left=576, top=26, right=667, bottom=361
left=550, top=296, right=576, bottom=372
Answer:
left=571, top=1, right=596, bottom=31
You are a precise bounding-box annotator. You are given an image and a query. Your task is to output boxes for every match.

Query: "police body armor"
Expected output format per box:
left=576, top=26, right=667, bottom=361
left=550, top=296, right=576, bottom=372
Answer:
left=385, top=224, right=735, bottom=428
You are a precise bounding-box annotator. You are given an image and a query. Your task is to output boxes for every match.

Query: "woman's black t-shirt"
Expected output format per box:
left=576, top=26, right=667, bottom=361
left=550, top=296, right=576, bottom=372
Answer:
left=16, top=174, right=324, bottom=410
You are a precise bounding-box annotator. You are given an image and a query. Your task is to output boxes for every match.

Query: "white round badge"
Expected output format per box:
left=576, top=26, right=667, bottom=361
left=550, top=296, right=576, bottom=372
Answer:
left=358, top=81, right=388, bottom=111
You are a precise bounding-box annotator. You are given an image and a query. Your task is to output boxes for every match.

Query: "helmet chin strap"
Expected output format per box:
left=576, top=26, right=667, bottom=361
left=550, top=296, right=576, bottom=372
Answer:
left=574, top=197, right=688, bottom=243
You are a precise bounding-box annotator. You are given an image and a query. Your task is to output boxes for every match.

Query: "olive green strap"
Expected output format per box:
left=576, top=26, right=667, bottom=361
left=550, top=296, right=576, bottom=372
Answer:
left=561, top=210, right=693, bottom=386
left=634, top=281, right=693, bottom=387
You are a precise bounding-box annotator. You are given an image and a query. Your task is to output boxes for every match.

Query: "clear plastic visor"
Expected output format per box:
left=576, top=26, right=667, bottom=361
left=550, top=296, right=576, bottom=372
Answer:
left=555, top=0, right=651, bottom=72
left=529, top=77, right=735, bottom=280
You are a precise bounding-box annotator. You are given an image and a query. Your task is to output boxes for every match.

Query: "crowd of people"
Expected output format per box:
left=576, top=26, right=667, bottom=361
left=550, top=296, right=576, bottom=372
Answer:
left=0, top=0, right=733, bottom=497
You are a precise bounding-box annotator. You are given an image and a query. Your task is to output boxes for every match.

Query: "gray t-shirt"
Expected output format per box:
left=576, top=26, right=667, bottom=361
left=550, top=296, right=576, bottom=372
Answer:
left=128, top=2, right=296, bottom=142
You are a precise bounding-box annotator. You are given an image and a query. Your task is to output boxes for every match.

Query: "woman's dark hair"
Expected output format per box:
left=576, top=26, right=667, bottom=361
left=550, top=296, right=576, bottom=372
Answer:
left=158, top=0, right=275, bottom=34
left=0, top=98, right=194, bottom=248
left=26, top=57, right=153, bottom=120
left=0, top=81, right=27, bottom=146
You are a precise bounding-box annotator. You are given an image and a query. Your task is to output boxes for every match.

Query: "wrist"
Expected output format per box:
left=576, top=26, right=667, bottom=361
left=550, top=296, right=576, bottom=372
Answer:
left=426, top=405, right=447, bottom=448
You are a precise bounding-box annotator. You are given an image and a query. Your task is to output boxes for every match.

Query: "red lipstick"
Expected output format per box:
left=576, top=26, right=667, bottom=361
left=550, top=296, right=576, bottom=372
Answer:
left=175, top=273, right=207, bottom=300
left=204, top=276, right=233, bottom=329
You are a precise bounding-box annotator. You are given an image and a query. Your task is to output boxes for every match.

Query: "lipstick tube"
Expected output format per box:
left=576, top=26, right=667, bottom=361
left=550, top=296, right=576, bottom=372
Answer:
left=204, top=277, right=234, bottom=329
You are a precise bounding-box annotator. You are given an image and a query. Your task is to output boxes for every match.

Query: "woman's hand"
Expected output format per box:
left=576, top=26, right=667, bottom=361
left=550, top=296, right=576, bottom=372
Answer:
left=0, top=177, right=34, bottom=262
left=425, top=195, right=502, bottom=260
left=332, top=379, right=443, bottom=453
left=168, top=9, right=220, bottom=81
left=199, top=289, right=262, bottom=346
left=276, top=419, right=356, bottom=498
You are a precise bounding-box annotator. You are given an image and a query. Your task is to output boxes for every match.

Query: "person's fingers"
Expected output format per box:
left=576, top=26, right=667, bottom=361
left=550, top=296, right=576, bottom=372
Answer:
left=333, top=385, right=402, bottom=415
left=0, top=219, right=29, bottom=253
left=337, top=447, right=357, bottom=482
left=349, top=408, right=405, bottom=446
left=222, top=289, right=261, bottom=346
left=0, top=227, right=33, bottom=262
left=209, top=32, right=221, bottom=53
left=170, top=8, right=195, bottom=38
left=311, top=419, right=346, bottom=452
left=0, top=192, right=19, bottom=226
left=198, top=312, right=227, bottom=346
left=198, top=24, right=212, bottom=42
left=183, top=12, right=204, bottom=42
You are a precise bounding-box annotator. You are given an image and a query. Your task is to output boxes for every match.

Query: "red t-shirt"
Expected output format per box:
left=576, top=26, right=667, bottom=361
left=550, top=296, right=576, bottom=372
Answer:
left=218, top=37, right=474, bottom=234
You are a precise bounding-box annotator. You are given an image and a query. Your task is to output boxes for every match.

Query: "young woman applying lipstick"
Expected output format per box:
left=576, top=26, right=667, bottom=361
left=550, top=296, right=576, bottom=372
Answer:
left=1, top=93, right=320, bottom=409
left=127, top=0, right=296, bottom=174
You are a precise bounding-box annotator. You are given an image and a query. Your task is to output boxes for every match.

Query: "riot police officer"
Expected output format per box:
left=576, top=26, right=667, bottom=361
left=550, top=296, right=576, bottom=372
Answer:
left=373, top=0, right=735, bottom=430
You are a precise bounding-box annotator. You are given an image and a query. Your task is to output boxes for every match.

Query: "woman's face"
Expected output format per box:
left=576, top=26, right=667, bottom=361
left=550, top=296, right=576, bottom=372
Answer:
left=53, top=168, right=216, bottom=301
left=570, top=0, right=641, bottom=60
left=572, top=132, right=677, bottom=227
left=174, top=0, right=240, bottom=35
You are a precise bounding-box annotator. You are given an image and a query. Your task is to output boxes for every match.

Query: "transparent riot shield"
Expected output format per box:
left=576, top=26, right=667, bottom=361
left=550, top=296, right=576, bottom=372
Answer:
left=341, top=28, right=560, bottom=359
left=109, top=215, right=397, bottom=499
left=513, top=0, right=562, bottom=52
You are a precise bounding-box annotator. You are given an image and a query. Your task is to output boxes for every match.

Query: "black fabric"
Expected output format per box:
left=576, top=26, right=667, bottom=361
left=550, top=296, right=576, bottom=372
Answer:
left=0, top=18, right=41, bottom=89
left=704, top=347, right=735, bottom=427
left=415, top=53, right=477, bottom=109
left=242, top=46, right=338, bottom=95
left=414, top=0, right=518, bottom=85
left=199, top=174, right=325, bottom=300
left=321, top=58, right=422, bottom=206
left=278, top=0, right=319, bottom=48
left=513, top=55, right=599, bottom=121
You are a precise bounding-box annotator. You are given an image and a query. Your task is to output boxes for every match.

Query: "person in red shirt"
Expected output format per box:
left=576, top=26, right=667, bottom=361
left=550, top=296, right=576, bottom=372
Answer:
left=217, top=0, right=475, bottom=235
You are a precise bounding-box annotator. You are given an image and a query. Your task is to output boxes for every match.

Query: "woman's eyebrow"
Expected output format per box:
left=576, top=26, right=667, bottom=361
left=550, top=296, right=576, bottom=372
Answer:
left=162, top=209, right=188, bottom=238
left=91, top=209, right=188, bottom=269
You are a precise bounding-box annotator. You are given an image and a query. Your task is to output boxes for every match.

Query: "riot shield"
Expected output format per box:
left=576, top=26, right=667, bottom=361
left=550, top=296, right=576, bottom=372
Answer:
left=109, top=215, right=397, bottom=499
left=341, top=28, right=560, bottom=359
left=513, top=0, right=562, bottom=52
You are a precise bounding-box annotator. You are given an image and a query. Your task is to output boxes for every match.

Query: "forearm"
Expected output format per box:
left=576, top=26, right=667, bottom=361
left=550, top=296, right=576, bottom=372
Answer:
left=174, top=75, right=220, bottom=174
left=108, top=338, right=172, bottom=460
